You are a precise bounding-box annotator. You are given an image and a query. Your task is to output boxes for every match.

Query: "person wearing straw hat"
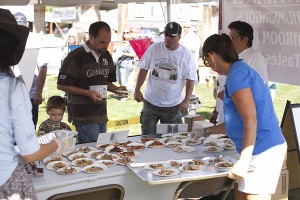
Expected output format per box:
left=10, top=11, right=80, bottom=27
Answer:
left=0, top=8, right=63, bottom=200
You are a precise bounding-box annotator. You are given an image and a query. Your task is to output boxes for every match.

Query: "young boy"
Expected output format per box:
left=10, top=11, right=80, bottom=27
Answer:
left=38, top=96, right=72, bottom=136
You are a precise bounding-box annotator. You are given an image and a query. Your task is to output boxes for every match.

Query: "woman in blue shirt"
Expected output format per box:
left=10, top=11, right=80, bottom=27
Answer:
left=191, top=33, right=286, bottom=200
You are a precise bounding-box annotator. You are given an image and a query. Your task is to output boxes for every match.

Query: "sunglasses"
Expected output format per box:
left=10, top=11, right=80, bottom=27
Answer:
left=164, top=33, right=176, bottom=38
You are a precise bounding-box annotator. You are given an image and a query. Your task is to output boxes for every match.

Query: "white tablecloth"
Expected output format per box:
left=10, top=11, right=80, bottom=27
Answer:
left=31, top=136, right=238, bottom=200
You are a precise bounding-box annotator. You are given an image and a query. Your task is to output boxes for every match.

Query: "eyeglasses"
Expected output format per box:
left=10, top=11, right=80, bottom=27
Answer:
left=229, top=35, right=241, bottom=40
left=183, top=26, right=190, bottom=28
left=164, top=33, right=177, bottom=38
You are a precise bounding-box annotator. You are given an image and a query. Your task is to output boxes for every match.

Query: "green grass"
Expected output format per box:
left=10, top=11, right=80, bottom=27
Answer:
left=38, top=74, right=300, bottom=136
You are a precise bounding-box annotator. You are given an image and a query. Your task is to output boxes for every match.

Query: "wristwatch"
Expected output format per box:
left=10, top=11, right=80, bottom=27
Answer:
left=203, top=127, right=211, bottom=138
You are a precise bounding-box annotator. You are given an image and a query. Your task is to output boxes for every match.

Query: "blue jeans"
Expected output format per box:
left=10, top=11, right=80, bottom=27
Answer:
left=76, top=123, right=107, bottom=144
left=140, top=100, right=183, bottom=135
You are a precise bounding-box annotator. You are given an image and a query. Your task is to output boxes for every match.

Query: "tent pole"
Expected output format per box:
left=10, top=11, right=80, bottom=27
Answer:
left=166, top=0, right=171, bottom=23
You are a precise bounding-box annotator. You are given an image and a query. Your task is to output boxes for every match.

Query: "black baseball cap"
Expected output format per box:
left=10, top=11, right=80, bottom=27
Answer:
left=164, top=22, right=182, bottom=36
left=13, top=12, right=28, bottom=27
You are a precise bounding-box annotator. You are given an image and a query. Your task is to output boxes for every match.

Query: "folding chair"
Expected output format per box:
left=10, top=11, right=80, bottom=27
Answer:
left=47, top=184, right=125, bottom=200
left=173, top=177, right=234, bottom=200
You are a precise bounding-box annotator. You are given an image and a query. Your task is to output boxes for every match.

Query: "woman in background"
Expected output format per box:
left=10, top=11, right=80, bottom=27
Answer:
left=191, top=33, right=286, bottom=200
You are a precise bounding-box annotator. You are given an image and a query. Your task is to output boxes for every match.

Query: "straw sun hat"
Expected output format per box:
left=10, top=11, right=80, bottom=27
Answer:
left=0, top=8, right=29, bottom=66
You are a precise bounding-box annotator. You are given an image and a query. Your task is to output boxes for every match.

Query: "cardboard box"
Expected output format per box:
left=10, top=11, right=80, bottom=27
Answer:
left=184, top=114, right=205, bottom=132
left=271, top=169, right=289, bottom=200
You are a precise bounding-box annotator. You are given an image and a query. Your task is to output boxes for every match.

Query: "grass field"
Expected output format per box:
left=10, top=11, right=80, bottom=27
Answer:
left=38, top=73, right=300, bottom=136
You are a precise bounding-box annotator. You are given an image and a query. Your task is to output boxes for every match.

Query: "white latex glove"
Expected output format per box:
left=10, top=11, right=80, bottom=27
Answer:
left=49, top=138, right=66, bottom=157
left=228, top=158, right=250, bottom=180
left=228, top=147, right=253, bottom=180
left=190, top=128, right=205, bottom=141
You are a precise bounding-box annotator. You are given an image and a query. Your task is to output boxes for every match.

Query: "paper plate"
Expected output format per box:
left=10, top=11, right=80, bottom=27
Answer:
left=126, top=143, right=145, bottom=151
left=118, top=151, right=140, bottom=157
left=86, top=150, right=105, bottom=159
left=82, top=164, right=107, bottom=174
left=159, top=137, right=176, bottom=144
left=47, top=161, right=70, bottom=171
left=203, top=139, right=222, bottom=147
left=203, top=146, right=224, bottom=153
left=43, top=156, right=66, bottom=165
left=168, top=160, right=183, bottom=168
left=173, top=146, right=195, bottom=153
left=113, top=157, right=135, bottom=165
left=145, top=140, right=164, bottom=148
left=62, top=150, right=79, bottom=158
left=71, top=158, right=94, bottom=167
left=182, top=139, right=202, bottom=146
left=115, top=90, right=129, bottom=94
left=144, top=162, right=167, bottom=170
left=76, top=146, right=97, bottom=153
left=164, top=141, right=184, bottom=148
left=68, top=153, right=87, bottom=161
left=160, top=133, right=176, bottom=138
left=56, top=166, right=81, bottom=175
left=214, top=162, right=234, bottom=172
left=179, top=165, right=202, bottom=172
left=185, top=159, right=209, bottom=166
left=96, top=153, right=120, bottom=160
left=105, top=146, right=127, bottom=153
left=94, top=160, right=117, bottom=168
left=152, top=168, right=180, bottom=177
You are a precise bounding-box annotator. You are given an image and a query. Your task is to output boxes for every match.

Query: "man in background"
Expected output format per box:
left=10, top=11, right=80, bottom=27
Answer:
left=134, top=22, right=197, bottom=135
left=13, top=12, right=48, bottom=129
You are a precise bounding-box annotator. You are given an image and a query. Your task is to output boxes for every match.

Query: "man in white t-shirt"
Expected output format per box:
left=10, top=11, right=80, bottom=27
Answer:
left=210, top=21, right=269, bottom=125
left=134, top=22, right=197, bottom=135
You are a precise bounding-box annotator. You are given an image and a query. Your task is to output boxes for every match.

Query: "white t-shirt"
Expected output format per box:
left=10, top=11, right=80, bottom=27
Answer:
left=239, top=47, right=269, bottom=83
left=138, top=42, right=197, bottom=107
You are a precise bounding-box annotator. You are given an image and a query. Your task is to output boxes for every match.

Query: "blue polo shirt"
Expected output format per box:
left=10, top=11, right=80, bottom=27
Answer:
left=224, top=61, right=285, bottom=155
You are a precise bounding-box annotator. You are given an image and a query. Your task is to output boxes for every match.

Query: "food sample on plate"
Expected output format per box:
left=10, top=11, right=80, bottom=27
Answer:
left=106, top=146, right=125, bottom=153
left=68, top=153, right=87, bottom=161
left=164, top=141, right=183, bottom=148
left=126, top=143, right=145, bottom=151
left=140, top=137, right=156, bottom=144
left=43, top=156, right=63, bottom=165
left=184, top=139, right=202, bottom=145
left=73, top=158, right=94, bottom=167
left=117, top=140, right=132, bottom=146
left=173, top=146, right=195, bottom=153
left=77, top=146, right=97, bottom=153
left=47, top=161, right=69, bottom=171
left=96, top=143, right=111, bottom=149
left=158, top=169, right=176, bottom=176
left=146, top=140, right=164, bottom=147
left=204, top=146, right=224, bottom=153
left=97, top=153, right=119, bottom=160
left=83, top=164, right=107, bottom=174
left=180, top=164, right=201, bottom=171
left=169, top=160, right=182, bottom=167
left=87, top=150, right=105, bottom=159
left=207, top=156, right=230, bottom=164
left=56, top=166, right=81, bottom=175
left=115, top=157, right=134, bottom=165
left=159, top=137, right=176, bottom=144
left=223, top=143, right=236, bottom=150
left=177, top=132, right=189, bottom=137
left=187, top=159, right=208, bottom=166
left=172, top=135, right=189, bottom=142
left=118, top=151, right=136, bottom=157
left=214, top=162, right=234, bottom=171
left=95, top=160, right=116, bottom=167
left=62, top=150, right=79, bottom=157
left=145, top=163, right=166, bottom=170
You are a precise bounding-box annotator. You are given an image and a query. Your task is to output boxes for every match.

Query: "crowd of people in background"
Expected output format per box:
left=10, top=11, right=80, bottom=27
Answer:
left=0, top=6, right=285, bottom=199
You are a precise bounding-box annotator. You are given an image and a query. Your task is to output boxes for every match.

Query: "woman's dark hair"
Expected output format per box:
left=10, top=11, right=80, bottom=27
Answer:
left=0, top=29, right=18, bottom=75
left=89, top=21, right=111, bottom=38
left=202, top=33, right=239, bottom=64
